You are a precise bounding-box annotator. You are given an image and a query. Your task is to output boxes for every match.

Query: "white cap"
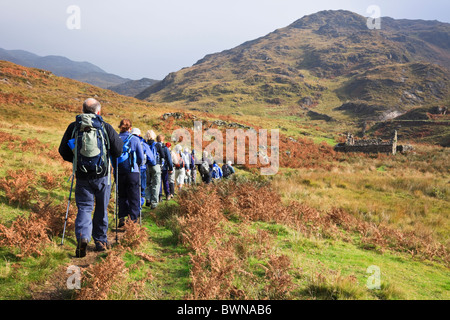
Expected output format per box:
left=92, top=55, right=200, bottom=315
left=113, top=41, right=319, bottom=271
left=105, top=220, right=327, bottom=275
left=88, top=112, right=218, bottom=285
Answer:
left=227, top=161, right=232, bottom=166
left=131, top=128, right=141, bottom=136
left=144, top=130, right=156, bottom=140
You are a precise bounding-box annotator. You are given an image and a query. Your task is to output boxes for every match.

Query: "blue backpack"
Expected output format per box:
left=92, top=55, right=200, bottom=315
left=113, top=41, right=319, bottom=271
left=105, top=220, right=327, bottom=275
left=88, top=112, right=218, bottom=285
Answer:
left=142, top=139, right=156, bottom=167
left=211, top=165, right=222, bottom=179
left=117, top=134, right=137, bottom=172
left=148, top=141, right=160, bottom=166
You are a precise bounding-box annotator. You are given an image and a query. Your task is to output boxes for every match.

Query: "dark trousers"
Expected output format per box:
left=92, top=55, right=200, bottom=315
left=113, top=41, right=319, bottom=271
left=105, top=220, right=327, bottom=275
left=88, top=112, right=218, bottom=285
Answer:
left=201, top=171, right=212, bottom=184
left=140, top=168, right=147, bottom=199
left=75, top=176, right=110, bottom=243
left=118, top=172, right=141, bottom=222
left=161, top=169, right=170, bottom=197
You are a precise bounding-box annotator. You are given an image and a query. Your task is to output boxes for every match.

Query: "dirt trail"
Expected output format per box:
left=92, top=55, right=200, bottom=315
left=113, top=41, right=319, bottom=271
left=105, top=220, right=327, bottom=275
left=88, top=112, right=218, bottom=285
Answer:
left=30, top=228, right=126, bottom=300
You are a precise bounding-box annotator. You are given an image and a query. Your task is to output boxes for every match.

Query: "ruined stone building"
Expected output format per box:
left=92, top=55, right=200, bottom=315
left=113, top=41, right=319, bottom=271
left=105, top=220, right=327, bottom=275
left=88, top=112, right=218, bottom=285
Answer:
left=334, top=131, right=413, bottom=155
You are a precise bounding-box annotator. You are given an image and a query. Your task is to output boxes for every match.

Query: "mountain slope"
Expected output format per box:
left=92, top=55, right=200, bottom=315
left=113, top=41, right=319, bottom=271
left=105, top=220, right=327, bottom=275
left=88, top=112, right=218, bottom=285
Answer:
left=0, top=48, right=131, bottom=89
left=108, top=78, right=160, bottom=97
left=135, top=10, right=450, bottom=128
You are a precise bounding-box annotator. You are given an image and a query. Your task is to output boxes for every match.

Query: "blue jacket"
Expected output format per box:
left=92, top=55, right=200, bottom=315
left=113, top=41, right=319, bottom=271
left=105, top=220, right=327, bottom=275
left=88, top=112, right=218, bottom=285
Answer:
left=117, top=132, right=144, bottom=173
left=136, top=136, right=153, bottom=170
left=161, top=144, right=174, bottom=172
left=211, top=163, right=223, bottom=179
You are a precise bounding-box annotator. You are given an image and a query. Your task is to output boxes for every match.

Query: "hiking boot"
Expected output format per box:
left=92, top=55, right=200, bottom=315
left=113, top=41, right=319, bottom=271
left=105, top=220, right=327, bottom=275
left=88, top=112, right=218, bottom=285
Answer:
left=75, top=238, right=89, bottom=258
left=118, top=217, right=126, bottom=228
left=94, top=241, right=110, bottom=252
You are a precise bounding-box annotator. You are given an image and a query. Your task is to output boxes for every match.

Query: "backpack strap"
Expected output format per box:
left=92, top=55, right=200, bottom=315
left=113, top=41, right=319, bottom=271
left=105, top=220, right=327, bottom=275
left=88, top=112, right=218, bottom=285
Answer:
left=99, top=122, right=111, bottom=185
left=70, top=118, right=81, bottom=177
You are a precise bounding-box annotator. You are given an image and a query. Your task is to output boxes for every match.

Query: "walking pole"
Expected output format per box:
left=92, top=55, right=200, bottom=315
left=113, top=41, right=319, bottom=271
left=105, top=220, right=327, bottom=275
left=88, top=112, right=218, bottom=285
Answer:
left=61, top=174, right=75, bottom=246
left=139, top=169, right=142, bottom=225
left=115, top=160, right=119, bottom=244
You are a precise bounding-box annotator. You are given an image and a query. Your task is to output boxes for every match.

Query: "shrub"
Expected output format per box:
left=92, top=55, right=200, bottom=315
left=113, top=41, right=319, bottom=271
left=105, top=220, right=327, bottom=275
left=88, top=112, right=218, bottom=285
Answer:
left=31, top=197, right=76, bottom=238
left=0, top=214, right=50, bottom=258
left=118, top=220, right=148, bottom=250
left=0, top=169, right=37, bottom=207
left=76, top=252, right=127, bottom=300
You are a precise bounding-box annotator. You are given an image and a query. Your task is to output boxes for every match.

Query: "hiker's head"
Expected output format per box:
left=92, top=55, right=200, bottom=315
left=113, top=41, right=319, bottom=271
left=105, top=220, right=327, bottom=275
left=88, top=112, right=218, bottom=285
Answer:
left=165, top=142, right=172, bottom=149
left=157, top=134, right=164, bottom=142
left=131, top=128, right=141, bottom=137
left=184, top=147, right=190, bottom=154
left=119, top=119, right=132, bottom=133
left=227, top=161, right=232, bottom=166
left=83, top=98, right=101, bottom=115
left=175, top=144, right=182, bottom=153
left=144, top=130, right=156, bottom=141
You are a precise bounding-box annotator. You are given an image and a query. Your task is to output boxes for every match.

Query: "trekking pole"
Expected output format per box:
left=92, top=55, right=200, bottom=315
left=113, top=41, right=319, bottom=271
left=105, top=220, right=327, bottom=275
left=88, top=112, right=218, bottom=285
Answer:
left=115, top=160, right=119, bottom=244
left=139, top=170, right=142, bottom=225
left=61, top=174, right=75, bottom=246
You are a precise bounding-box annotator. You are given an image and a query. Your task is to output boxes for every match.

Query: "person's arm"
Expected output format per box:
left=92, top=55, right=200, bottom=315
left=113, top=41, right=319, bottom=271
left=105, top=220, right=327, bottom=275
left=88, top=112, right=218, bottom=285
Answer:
left=104, top=123, right=123, bottom=159
left=58, top=122, right=76, bottom=163
left=190, top=155, right=195, bottom=170
left=166, top=148, right=173, bottom=172
left=143, top=143, right=152, bottom=163
left=183, top=154, right=190, bottom=171
left=134, top=137, right=144, bottom=166
left=158, top=144, right=166, bottom=165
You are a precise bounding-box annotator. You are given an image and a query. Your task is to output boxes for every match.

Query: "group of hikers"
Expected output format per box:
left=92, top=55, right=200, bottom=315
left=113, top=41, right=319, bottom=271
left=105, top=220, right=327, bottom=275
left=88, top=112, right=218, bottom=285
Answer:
left=58, top=98, right=235, bottom=257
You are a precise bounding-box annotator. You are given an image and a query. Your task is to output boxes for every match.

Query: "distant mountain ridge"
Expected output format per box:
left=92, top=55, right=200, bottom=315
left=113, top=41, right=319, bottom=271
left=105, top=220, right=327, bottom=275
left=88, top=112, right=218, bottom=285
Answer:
left=135, top=10, right=449, bottom=126
left=108, top=78, right=160, bottom=97
left=0, top=47, right=131, bottom=89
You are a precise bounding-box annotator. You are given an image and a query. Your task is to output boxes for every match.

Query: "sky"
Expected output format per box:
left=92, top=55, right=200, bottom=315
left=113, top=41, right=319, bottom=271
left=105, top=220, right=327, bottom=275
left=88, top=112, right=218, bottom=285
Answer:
left=0, top=0, right=449, bottom=80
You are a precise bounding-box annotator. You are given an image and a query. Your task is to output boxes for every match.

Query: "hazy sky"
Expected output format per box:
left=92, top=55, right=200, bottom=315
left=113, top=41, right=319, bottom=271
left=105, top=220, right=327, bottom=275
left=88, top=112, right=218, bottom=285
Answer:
left=0, top=0, right=449, bottom=80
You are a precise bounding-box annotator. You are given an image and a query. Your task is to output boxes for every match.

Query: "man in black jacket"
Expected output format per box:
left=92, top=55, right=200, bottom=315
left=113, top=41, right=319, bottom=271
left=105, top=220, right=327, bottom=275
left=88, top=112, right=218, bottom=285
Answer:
left=158, top=135, right=174, bottom=200
left=59, top=98, right=123, bottom=257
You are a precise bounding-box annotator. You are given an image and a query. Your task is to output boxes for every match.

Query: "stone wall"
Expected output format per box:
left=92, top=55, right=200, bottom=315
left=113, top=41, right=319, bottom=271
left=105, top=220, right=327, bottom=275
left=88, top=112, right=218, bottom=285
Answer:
left=334, top=131, right=401, bottom=155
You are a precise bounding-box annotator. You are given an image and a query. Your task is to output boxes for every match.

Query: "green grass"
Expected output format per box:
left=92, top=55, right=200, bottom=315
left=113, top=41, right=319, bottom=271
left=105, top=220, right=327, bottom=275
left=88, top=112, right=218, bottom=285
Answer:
left=0, top=245, right=70, bottom=299
left=250, top=221, right=449, bottom=300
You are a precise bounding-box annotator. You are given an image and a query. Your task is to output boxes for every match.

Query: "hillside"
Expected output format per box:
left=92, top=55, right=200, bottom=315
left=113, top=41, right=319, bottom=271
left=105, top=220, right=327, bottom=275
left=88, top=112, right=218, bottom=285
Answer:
left=135, top=10, right=450, bottom=144
left=0, top=48, right=131, bottom=89
left=0, top=60, right=449, bottom=300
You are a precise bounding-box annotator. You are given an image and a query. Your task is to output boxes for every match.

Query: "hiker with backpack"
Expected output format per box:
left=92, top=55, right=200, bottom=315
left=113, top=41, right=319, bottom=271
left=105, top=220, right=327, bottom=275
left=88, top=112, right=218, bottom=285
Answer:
left=173, top=144, right=186, bottom=192
left=144, top=130, right=165, bottom=209
left=116, top=119, right=144, bottom=227
left=211, top=161, right=223, bottom=181
left=198, top=151, right=212, bottom=184
left=222, top=161, right=235, bottom=179
left=157, top=135, right=174, bottom=201
left=166, top=142, right=176, bottom=198
left=130, top=128, right=154, bottom=207
left=190, top=149, right=198, bottom=185
left=58, top=98, right=123, bottom=257
left=183, top=147, right=192, bottom=186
